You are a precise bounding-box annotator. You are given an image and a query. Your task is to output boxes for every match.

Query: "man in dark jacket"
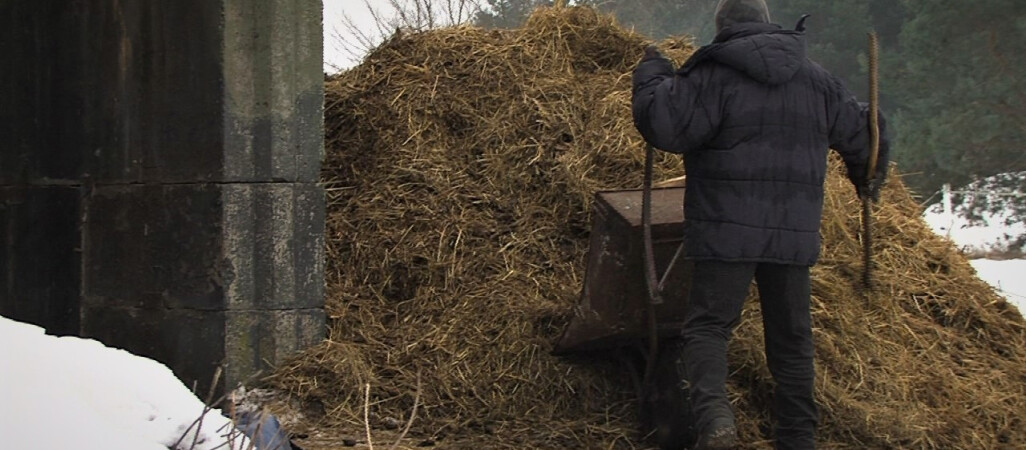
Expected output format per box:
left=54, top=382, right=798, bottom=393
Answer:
left=631, top=0, right=889, bottom=448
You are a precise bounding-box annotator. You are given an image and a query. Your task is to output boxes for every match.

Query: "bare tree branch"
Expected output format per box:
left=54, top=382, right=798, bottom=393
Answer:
left=327, top=0, right=482, bottom=71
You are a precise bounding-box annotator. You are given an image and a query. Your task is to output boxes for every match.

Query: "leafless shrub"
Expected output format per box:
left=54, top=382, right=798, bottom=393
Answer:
left=327, top=0, right=482, bottom=72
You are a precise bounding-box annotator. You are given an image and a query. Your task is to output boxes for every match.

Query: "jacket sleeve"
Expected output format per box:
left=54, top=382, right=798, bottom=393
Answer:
left=827, top=78, right=890, bottom=189
left=631, top=55, right=720, bottom=154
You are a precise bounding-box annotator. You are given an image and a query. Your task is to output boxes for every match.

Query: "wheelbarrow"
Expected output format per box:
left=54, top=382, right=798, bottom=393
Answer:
left=554, top=147, right=695, bottom=448
left=553, top=184, right=691, bottom=354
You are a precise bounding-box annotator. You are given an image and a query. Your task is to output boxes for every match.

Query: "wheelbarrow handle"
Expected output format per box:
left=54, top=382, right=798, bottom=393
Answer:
left=642, top=143, right=664, bottom=306
left=641, top=142, right=663, bottom=387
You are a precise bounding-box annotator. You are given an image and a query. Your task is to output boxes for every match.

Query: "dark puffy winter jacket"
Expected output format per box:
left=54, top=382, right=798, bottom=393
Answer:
left=632, top=22, right=889, bottom=265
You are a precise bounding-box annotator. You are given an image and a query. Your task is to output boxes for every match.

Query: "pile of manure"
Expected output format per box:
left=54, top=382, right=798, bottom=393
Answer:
left=270, top=6, right=1026, bottom=449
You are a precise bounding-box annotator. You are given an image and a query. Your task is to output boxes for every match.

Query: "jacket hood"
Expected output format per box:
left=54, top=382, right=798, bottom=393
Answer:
left=682, top=22, right=806, bottom=85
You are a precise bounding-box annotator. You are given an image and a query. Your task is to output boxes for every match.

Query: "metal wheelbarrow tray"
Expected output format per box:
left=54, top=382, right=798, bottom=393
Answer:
left=555, top=187, right=692, bottom=354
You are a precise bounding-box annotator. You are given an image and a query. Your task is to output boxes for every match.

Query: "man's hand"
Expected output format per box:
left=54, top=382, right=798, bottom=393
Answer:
left=857, top=178, right=883, bottom=203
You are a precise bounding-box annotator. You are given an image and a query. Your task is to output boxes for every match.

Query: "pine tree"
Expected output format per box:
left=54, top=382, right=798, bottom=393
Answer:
left=581, top=0, right=715, bottom=43
left=768, top=0, right=907, bottom=103
left=893, top=0, right=1026, bottom=197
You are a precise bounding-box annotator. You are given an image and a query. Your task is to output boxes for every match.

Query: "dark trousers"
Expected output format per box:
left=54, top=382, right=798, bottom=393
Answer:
left=682, top=260, right=817, bottom=449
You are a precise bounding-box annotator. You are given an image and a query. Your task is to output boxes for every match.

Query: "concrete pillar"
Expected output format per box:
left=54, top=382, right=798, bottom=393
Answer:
left=1, top=0, right=326, bottom=393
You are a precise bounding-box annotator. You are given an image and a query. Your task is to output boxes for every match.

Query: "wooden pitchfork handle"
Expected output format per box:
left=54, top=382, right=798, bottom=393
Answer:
left=863, top=32, right=880, bottom=290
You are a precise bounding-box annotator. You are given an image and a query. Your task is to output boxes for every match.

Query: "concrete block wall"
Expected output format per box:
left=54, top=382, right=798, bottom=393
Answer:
left=1, top=0, right=326, bottom=393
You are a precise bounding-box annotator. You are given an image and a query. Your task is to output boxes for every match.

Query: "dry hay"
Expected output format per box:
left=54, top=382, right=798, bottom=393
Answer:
left=270, top=6, right=1026, bottom=449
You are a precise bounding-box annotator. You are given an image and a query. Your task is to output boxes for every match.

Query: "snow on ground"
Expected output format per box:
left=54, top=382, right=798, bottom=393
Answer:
left=924, top=210, right=1026, bottom=259
left=968, top=259, right=1026, bottom=315
left=922, top=177, right=1026, bottom=258
left=0, top=316, right=253, bottom=450
left=922, top=173, right=1026, bottom=316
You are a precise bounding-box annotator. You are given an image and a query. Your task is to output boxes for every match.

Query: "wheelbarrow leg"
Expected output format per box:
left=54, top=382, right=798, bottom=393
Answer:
left=637, top=338, right=695, bottom=449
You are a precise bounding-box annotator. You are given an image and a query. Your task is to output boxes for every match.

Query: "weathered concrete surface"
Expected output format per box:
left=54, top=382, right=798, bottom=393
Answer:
left=78, top=0, right=326, bottom=391
left=2, top=0, right=326, bottom=393
left=82, top=182, right=325, bottom=389
left=223, top=0, right=325, bottom=182
left=0, top=187, right=81, bottom=336
left=0, top=1, right=83, bottom=336
left=82, top=184, right=325, bottom=312
left=221, top=184, right=326, bottom=310
left=223, top=309, right=325, bottom=385
left=67, top=0, right=325, bottom=184
left=0, top=1, right=84, bottom=185
left=1, top=0, right=323, bottom=185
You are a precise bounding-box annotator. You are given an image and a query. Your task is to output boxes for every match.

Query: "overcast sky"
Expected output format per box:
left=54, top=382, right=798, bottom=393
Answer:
left=323, top=1, right=370, bottom=72
left=323, top=1, right=401, bottom=72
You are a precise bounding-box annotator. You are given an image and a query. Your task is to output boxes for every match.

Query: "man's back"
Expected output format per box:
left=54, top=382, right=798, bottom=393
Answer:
left=632, top=21, right=887, bottom=265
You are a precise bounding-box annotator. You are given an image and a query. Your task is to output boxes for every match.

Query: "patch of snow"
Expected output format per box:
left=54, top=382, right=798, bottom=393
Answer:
left=922, top=173, right=1026, bottom=316
left=923, top=177, right=1026, bottom=258
left=0, top=316, right=253, bottom=450
left=969, top=259, right=1026, bottom=316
